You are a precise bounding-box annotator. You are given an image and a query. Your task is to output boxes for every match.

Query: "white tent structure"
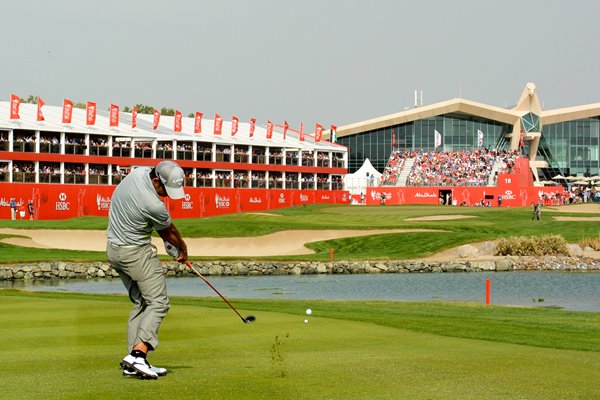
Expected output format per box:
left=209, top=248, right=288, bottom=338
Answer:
left=344, top=158, right=382, bottom=195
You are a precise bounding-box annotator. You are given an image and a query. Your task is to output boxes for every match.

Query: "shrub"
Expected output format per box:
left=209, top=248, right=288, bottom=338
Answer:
left=580, top=234, right=600, bottom=251
left=495, top=234, right=569, bottom=256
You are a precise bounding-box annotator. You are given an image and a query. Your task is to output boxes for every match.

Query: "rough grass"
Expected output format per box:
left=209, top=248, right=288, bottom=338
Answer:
left=1, top=290, right=599, bottom=400
left=580, top=233, right=600, bottom=250
left=495, top=234, right=570, bottom=256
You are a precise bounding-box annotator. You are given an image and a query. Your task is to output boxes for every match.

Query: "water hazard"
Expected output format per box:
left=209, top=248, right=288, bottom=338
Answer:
left=3, top=271, right=599, bottom=312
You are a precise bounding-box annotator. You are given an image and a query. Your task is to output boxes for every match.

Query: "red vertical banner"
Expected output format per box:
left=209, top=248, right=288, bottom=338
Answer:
left=214, top=114, right=223, bottom=134
left=174, top=110, right=182, bottom=132
left=300, top=122, right=305, bottom=141
left=109, top=104, right=119, bottom=127
left=391, top=129, right=396, bottom=148
left=283, top=121, right=289, bottom=140
left=153, top=109, right=160, bottom=130
left=249, top=118, right=256, bottom=137
left=10, top=94, right=21, bottom=119
left=231, top=115, right=239, bottom=136
left=132, top=105, right=138, bottom=128
left=266, top=120, right=273, bottom=139
left=315, top=123, right=323, bottom=142
left=86, top=102, right=97, bottom=125
left=36, top=97, right=45, bottom=121
left=62, top=99, right=73, bottom=123
left=194, top=112, right=203, bottom=133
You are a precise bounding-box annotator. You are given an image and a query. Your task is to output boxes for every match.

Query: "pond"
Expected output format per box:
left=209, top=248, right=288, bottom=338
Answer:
left=4, top=271, right=599, bottom=312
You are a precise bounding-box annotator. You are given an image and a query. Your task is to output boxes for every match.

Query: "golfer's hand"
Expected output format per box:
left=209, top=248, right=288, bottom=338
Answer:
left=176, top=249, right=188, bottom=263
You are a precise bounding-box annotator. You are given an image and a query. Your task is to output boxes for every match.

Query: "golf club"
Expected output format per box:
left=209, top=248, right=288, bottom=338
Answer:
left=185, top=261, right=255, bottom=324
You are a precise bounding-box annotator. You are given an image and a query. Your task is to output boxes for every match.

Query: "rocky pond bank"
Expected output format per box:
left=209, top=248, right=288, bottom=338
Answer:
left=1, top=243, right=598, bottom=281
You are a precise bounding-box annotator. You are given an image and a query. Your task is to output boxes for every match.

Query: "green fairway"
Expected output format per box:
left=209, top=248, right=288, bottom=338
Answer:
left=0, top=204, right=598, bottom=263
left=1, top=290, right=599, bottom=400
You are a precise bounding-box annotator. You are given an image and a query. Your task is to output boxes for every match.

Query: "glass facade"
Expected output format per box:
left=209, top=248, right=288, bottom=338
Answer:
left=542, top=117, right=600, bottom=176
left=338, top=114, right=511, bottom=173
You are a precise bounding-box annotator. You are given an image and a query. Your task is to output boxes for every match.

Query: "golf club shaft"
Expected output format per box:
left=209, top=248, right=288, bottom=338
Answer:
left=185, top=261, right=247, bottom=323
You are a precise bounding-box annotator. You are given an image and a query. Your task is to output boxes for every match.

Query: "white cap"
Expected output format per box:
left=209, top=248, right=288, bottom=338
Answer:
left=155, top=161, right=185, bottom=199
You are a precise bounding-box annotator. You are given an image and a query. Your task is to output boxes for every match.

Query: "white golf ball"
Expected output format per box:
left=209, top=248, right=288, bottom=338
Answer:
left=304, top=319, right=308, bottom=323
left=306, top=308, right=312, bottom=315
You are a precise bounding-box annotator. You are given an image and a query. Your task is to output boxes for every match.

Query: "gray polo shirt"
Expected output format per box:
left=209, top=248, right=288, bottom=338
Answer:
left=107, top=167, right=172, bottom=246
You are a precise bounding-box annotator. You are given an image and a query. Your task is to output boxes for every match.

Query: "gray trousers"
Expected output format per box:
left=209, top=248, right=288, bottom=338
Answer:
left=107, top=242, right=170, bottom=352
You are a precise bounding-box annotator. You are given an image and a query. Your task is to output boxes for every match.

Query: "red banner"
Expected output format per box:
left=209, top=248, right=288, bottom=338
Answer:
left=283, top=121, right=289, bottom=140
left=132, top=105, right=138, bottom=128
left=315, top=123, right=323, bottom=142
left=266, top=120, right=273, bottom=139
left=174, top=110, right=182, bottom=132
left=0, top=184, right=350, bottom=220
left=300, top=122, right=305, bottom=141
left=194, top=112, right=203, bottom=133
left=86, top=102, right=97, bottom=125
left=231, top=115, right=239, bottom=136
left=214, top=114, right=222, bottom=135
left=109, top=104, right=119, bottom=127
left=153, top=109, right=160, bottom=130
left=10, top=94, right=20, bottom=119
left=37, top=97, right=45, bottom=122
left=249, top=118, right=256, bottom=137
left=62, top=99, right=73, bottom=123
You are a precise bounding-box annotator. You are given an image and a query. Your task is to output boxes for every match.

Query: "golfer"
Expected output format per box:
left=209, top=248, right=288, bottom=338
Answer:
left=106, top=160, right=188, bottom=379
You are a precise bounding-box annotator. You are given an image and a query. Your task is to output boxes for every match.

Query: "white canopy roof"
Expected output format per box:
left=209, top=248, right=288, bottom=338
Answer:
left=0, top=101, right=345, bottom=152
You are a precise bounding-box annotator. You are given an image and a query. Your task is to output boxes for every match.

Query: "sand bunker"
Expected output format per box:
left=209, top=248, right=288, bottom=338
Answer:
left=544, top=203, right=600, bottom=214
left=553, top=216, right=600, bottom=222
left=0, top=228, right=441, bottom=257
left=405, top=215, right=477, bottom=221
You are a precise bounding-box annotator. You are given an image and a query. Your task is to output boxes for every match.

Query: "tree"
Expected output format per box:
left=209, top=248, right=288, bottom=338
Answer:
left=160, top=107, right=175, bottom=116
left=21, top=95, right=39, bottom=104
left=73, top=102, right=86, bottom=110
left=123, top=106, right=131, bottom=113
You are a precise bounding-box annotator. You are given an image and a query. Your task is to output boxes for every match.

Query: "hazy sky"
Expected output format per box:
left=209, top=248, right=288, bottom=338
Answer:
left=3, top=0, right=599, bottom=130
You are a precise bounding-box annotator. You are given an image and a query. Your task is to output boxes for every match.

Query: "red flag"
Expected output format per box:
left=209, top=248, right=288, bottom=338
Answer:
left=10, top=94, right=21, bottom=119
left=36, top=97, right=45, bottom=122
left=153, top=109, right=160, bottom=130
left=174, top=110, right=182, bottom=132
left=391, top=129, right=395, bottom=148
left=315, top=123, right=323, bottom=142
left=214, top=113, right=223, bottom=135
left=62, top=99, right=73, bottom=123
left=231, top=115, right=239, bottom=136
left=109, top=104, right=119, bottom=127
left=249, top=118, right=256, bottom=137
left=194, top=112, right=203, bottom=133
left=132, top=105, right=138, bottom=128
left=519, top=129, right=525, bottom=147
left=283, top=121, right=289, bottom=140
left=299, top=122, right=305, bottom=141
left=86, top=102, right=97, bottom=125
left=266, top=120, right=273, bottom=139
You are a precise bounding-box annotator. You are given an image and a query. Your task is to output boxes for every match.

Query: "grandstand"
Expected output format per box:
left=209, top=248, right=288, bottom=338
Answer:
left=0, top=100, right=348, bottom=220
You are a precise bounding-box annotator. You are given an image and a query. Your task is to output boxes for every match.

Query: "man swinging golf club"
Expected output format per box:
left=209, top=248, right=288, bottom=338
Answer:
left=106, top=160, right=188, bottom=379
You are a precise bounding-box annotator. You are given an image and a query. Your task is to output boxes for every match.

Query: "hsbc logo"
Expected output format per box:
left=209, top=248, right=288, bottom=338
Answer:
left=502, top=190, right=516, bottom=200
left=182, top=193, right=194, bottom=210
left=56, top=192, right=70, bottom=211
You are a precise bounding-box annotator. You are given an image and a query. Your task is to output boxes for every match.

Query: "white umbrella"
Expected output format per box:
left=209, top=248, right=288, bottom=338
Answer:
left=564, top=176, right=580, bottom=181
left=573, top=180, right=589, bottom=185
left=551, top=174, right=565, bottom=179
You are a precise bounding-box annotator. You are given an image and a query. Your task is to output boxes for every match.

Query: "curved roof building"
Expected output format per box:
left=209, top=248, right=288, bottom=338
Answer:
left=334, top=83, right=600, bottom=182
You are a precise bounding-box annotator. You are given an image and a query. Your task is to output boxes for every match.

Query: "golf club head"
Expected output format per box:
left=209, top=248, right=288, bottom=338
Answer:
left=244, top=315, right=256, bottom=323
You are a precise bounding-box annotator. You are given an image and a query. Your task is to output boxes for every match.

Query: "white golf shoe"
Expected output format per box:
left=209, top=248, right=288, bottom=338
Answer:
left=120, top=354, right=162, bottom=379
